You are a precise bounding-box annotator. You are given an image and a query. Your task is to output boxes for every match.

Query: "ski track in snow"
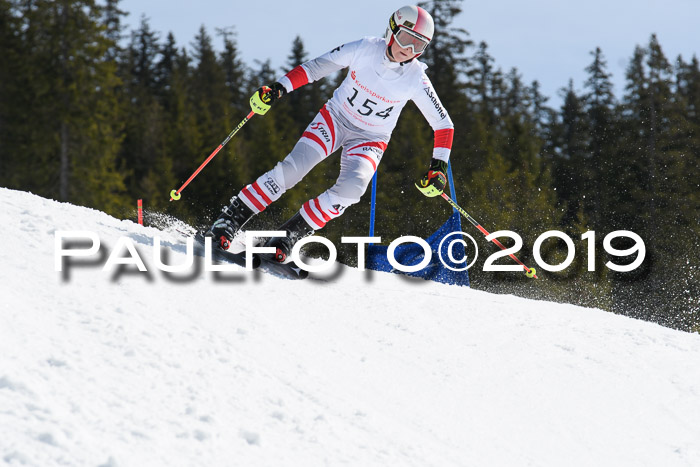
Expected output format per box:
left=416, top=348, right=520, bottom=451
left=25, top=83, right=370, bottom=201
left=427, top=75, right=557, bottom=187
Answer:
left=1, top=187, right=699, bottom=467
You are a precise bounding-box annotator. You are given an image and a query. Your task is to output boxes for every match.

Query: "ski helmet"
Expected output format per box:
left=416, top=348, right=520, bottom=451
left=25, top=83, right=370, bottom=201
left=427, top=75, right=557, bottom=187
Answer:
left=384, top=5, right=434, bottom=59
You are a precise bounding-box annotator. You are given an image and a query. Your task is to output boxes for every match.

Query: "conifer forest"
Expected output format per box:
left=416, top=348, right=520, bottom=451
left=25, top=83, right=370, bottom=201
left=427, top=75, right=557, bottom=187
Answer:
left=1, top=0, right=698, bottom=332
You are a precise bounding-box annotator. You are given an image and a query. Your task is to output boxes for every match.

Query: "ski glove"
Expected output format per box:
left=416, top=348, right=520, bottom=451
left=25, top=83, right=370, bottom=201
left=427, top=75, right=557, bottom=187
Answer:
left=249, top=82, right=287, bottom=115
left=416, top=158, right=448, bottom=197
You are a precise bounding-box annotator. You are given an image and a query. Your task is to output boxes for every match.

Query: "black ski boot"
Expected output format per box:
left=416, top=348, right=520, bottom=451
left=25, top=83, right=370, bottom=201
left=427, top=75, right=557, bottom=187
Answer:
left=207, top=196, right=255, bottom=250
left=266, top=212, right=315, bottom=263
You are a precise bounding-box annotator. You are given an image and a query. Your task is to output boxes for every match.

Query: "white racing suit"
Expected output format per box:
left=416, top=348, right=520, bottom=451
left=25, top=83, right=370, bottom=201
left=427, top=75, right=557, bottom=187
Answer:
left=238, top=36, right=454, bottom=231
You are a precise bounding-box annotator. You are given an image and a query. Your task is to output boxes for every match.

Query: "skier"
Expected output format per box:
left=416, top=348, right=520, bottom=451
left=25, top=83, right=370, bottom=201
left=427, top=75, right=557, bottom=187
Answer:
left=208, top=5, right=454, bottom=262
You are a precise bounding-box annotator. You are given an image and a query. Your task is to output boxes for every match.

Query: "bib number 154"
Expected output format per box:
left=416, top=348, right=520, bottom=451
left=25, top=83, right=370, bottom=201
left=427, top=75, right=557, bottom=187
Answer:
left=347, top=87, right=393, bottom=119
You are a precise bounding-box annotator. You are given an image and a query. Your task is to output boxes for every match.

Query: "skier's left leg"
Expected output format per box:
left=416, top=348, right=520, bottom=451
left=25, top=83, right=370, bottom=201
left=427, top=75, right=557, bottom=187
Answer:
left=267, top=140, right=387, bottom=262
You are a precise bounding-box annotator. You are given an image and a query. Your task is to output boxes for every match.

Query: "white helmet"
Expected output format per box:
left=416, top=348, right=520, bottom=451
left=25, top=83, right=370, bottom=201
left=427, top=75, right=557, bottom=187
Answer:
left=384, top=5, right=434, bottom=59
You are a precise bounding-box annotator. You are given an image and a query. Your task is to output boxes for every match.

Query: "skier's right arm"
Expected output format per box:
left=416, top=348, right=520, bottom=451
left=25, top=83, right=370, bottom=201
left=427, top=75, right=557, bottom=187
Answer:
left=251, top=40, right=360, bottom=115
left=276, top=40, right=361, bottom=93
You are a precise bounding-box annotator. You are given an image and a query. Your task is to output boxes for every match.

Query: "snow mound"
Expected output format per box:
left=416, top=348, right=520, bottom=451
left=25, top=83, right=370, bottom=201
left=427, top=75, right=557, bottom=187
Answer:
left=1, top=187, right=699, bottom=467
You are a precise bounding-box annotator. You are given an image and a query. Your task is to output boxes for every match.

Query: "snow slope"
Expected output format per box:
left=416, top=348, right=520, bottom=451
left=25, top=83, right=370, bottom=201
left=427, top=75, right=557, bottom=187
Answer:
left=1, top=187, right=699, bottom=467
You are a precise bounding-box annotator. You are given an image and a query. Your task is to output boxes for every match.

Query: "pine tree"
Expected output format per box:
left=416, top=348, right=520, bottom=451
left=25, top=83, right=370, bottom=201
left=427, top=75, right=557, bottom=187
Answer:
left=216, top=27, right=246, bottom=113
left=120, top=16, right=162, bottom=190
left=675, top=55, right=700, bottom=210
left=672, top=55, right=700, bottom=330
left=555, top=80, right=590, bottom=225
left=613, top=36, right=699, bottom=329
left=0, top=0, right=57, bottom=193
left=186, top=26, right=233, bottom=209
left=61, top=0, right=128, bottom=213
left=4, top=0, right=128, bottom=213
left=498, top=69, right=542, bottom=171
left=612, top=45, right=648, bottom=232
left=417, top=0, right=472, bottom=96
left=212, top=26, right=250, bottom=198
left=120, top=17, right=182, bottom=211
left=0, top=0, right=24, bottom=187
left=156, top=32, right=178, bottom=98
left=529, top=81, right=553, bottom=138
left=282, top=36, right=313, bottom=129
left=583, top=47, right=617, bottom=229
left=463, top=41, right=500, bottom=174
left=101, top=0, right=126, bottom=61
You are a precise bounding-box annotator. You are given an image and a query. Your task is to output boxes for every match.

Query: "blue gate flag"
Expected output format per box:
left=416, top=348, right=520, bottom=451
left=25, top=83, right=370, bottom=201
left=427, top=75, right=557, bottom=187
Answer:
left=366, top=163, right=469, bottom=286
left=366, top=212, right=470, bottom=286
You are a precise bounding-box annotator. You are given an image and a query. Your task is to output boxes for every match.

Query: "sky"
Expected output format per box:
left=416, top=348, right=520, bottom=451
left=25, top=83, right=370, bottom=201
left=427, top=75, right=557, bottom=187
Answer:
left=118, top=0, right=700, bottom=107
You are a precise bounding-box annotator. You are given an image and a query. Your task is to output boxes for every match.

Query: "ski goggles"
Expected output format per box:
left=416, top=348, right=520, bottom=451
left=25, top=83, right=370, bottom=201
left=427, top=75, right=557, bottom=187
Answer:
left=393, top=28, right=430, bottom=54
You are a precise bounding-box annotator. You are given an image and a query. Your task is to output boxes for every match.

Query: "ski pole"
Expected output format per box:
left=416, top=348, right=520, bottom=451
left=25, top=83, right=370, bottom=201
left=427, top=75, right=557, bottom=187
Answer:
left=439, top=192, right=538, bottom=279
left=170, top=87, right=277, bottom=201
left=169, top=110, right=255, bottom=201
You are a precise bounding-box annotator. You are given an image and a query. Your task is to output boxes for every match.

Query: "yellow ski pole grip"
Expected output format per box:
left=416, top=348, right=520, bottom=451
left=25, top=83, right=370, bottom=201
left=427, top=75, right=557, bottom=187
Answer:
left=250, top=86, right=272, bottom=115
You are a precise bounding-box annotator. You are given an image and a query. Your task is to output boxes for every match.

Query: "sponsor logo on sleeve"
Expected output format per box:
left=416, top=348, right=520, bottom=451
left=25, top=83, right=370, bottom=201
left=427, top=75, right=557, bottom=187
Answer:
left=331, top=204, right=346, bottom=215
left=264, top=177, right=281, bottom=195
left=423, top=87, right=447, bottom=119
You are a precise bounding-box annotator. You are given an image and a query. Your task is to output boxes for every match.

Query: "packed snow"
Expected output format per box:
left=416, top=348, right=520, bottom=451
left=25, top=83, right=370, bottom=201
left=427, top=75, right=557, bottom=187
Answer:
left=1, top=187, right=699, bottom=467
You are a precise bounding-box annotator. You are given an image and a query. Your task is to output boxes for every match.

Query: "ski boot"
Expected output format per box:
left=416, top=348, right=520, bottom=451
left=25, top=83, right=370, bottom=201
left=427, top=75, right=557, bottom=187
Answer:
left=207, top=196, right=255, bottom=250
left=265, top=212, right=315, bottom=263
